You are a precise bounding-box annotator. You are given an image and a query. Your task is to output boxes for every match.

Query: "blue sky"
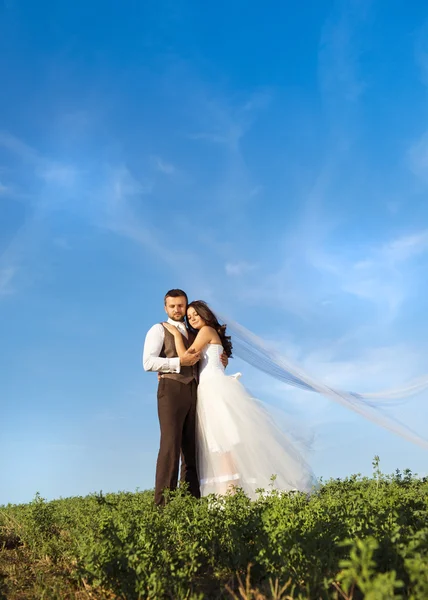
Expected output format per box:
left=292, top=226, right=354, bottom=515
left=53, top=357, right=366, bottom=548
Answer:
left=2, top=0, right=428, bottom=505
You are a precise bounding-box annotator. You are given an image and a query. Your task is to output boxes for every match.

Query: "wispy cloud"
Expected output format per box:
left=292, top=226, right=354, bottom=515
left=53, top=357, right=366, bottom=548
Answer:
left=408, top=131, right=428, bottom=182
left=53, top=237, right=71, bottom=250
left=188, top=90, right=271, bottom=153
left=308, top=228, right=428, bottom=319
left=381, top=230, right=428, bottom=263
left=0, top=131, right=78, bottom=193
left=237, top=262, right=314, bottom=319
left=104, top=165, right=153, bottom=216
left=150, top=155, right=178, bottom=175
left=185, top=93, right=267, bottom=213
left=415, top=21, right=428, bottom=87
left=249, top=185, right=263, bottom=198
left=36, top=164, right=79, bottom=187
left=226, top=215, right=428, bottom=325
left=188, top=129, right=244, bottom=150
left=100, top=165, right=201, bottom=271
left=95, top=409, right=127, bottom=422
left=225, top=261, right=258, bottom=276
left=0, top=266, right=17, bottom=297
left=41, top=443, right=87, bottom=451
left=318, top=2, right=370, bottom=104
left=0, top=131, right=39, bottom=163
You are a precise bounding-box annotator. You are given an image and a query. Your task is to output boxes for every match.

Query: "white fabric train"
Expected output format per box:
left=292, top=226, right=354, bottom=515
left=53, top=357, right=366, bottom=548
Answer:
left=216, top=313, right=428, bottom=450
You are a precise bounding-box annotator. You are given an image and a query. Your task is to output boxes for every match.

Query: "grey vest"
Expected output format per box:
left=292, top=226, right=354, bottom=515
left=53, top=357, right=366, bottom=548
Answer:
left=160, top=325, right=198, bottom=384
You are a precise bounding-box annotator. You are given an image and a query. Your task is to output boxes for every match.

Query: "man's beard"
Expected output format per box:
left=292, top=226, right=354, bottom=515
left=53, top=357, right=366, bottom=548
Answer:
left=170, top=315, right=185, bottom=322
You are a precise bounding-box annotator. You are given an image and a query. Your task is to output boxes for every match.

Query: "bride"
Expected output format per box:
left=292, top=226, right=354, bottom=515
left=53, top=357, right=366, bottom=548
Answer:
left=163, top=300, right=316, bottom=499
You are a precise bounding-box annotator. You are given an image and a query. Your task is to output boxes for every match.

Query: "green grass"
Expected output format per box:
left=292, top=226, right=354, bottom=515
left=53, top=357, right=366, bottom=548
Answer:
left=1, top=461, right=427, bottom=599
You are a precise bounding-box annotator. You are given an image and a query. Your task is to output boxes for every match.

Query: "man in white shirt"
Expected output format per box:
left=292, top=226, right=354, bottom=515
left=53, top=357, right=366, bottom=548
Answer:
left=143, top=289, right=226, bottom=505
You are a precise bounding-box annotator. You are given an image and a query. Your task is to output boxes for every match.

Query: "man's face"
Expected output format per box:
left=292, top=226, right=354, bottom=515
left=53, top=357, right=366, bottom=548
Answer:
left=164, top=296, right=187, bottom=321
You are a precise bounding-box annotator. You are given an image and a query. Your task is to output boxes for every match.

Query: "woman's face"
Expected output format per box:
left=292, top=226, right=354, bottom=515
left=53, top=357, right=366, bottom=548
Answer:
left=187, top=307, right=205, bottom=330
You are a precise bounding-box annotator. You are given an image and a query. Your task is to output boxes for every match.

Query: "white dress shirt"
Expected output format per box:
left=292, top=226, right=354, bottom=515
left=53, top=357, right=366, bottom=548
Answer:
left=142, top=318, right=188, bottom=373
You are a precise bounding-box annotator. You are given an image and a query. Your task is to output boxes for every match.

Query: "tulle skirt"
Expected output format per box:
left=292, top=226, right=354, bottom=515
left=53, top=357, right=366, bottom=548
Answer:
left=196, top=373, right=317, bottom=499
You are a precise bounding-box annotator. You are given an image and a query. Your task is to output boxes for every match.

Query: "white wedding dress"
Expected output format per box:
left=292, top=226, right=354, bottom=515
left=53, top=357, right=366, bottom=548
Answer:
left=196, top=344, right=316, bottom=499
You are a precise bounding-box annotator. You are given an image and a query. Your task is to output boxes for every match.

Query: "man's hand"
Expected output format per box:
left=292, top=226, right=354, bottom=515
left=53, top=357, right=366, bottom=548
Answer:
left=180, top=348, right=201, bottom=366
left=220, top=351, right=228, bottom=369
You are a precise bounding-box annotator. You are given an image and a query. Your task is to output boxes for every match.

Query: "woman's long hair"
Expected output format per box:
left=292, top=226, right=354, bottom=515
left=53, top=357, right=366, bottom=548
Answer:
left=187, top=301, right=233, bottom=357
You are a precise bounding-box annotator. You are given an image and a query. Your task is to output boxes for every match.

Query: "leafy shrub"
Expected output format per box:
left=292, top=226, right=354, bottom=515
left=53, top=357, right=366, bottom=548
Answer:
left=0, top=461, right=427, bottom=598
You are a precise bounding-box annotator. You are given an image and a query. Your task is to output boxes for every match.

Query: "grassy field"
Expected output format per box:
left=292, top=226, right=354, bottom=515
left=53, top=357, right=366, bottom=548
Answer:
left=1, top=460, right=427, bottom=599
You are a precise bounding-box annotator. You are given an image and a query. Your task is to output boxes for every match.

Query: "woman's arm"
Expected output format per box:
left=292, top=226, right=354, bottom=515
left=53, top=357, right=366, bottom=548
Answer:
left=167, top=325, right=187, bottom=358
left=163, top=324, right=215, bottom=357
left=188, top=327, right=216, bottom=353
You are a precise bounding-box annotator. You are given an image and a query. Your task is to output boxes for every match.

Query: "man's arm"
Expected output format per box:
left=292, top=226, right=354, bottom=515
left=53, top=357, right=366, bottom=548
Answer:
left=142, top=324, right=181, bottom=373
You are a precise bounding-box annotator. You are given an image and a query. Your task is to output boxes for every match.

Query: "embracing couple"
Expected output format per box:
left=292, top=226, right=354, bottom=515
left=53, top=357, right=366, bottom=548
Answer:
left=143, top=289, right=314, bottom=506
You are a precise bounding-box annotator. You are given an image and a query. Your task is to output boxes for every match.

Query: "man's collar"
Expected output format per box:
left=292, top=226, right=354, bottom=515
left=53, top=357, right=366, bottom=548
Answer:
left=167, top=318, right=186, bottom=328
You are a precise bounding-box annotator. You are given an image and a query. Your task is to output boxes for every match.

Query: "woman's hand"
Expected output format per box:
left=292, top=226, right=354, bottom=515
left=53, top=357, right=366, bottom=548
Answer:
left=163, top=322, right=180, bottom=336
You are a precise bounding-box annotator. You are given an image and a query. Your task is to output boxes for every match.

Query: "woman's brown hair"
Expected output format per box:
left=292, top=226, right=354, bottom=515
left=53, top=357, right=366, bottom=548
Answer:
left=187, top=301, right=233, bottom=358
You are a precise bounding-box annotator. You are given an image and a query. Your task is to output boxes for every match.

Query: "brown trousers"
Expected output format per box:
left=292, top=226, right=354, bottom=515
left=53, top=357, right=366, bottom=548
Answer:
left=154, top=377, right=200, bottom=505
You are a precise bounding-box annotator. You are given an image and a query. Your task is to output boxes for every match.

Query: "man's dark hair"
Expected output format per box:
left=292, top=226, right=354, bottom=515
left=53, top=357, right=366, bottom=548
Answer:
left=164, top=289, right=188, bottom=305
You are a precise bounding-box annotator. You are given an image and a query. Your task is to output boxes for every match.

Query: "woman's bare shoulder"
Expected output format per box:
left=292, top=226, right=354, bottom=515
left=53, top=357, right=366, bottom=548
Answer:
left=200, top=325, right=216, bottom=333
left=199, top=325, right=221, bottom=341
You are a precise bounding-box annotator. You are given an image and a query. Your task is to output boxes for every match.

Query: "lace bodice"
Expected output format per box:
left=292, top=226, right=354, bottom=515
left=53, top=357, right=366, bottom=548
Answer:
left=199, top=344, right=226, bottom=382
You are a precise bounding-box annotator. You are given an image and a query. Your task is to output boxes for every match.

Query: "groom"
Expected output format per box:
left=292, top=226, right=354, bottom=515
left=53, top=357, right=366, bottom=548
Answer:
left=143, top=289, right=227, bottom=505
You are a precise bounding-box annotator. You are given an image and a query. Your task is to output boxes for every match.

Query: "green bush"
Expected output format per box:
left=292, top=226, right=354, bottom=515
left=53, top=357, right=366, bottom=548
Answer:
left=0, top=461, right=427, bottom=599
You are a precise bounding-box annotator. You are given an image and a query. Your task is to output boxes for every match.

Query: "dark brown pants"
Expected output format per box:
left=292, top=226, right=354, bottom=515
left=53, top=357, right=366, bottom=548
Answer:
left=154, top=378, right=200, bottom=505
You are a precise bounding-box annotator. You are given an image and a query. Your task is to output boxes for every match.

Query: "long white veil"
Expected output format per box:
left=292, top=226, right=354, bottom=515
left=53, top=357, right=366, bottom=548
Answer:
left=217, top=313, right=428, bottom=450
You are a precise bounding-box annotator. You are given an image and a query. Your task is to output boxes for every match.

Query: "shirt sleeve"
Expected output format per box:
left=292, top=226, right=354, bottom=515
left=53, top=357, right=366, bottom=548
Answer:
left=142, top=324, right=181, bottom=373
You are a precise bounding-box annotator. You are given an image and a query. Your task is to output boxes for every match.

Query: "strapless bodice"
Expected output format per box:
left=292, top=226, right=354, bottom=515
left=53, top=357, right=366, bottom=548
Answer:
left=199, top=344, right=226, bottom=382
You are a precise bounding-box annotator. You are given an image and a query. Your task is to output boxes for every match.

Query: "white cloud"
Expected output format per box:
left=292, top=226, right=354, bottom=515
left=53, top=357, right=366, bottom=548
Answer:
left=188, top=128, right=244, bottom=150
left=225, top=216, right=428, bottom=325
left=106, top=165, right=153, bottom=215
left=0, top=130, right=81, bottom=187
left=408, top=132, right=428, bottom=182
left=237, top=265, right=313, bottom=318
left=249, top=185, right=263, bottom=198
left=53, top=237, right=71, bottom=250
left=0, top=266, right=16, bottom=297
left=302, top=340, right=425, bottom=392
left=386, top=200, right=400, bottom=215
left=100, top=166, right=202, bottom=272
left=151, top=156, right=177, bottom=175
left=0, top=131, right=39, bottom=162
left=225, top=261, right=258, bottom=276
left=318, top=3, right=369, bottom=104
left=95, top=409, right=127, bottom=422
left=381, top=230, right=428, bottom=263
left=58, top=110, right=91, bottom=136
left=415, top=22, right=428, bottom=87
left=188, top=90, right=270, bottom=153
left=36, top=164, right=78, bottom=186
left=307, top=228, right=428, bottom=320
